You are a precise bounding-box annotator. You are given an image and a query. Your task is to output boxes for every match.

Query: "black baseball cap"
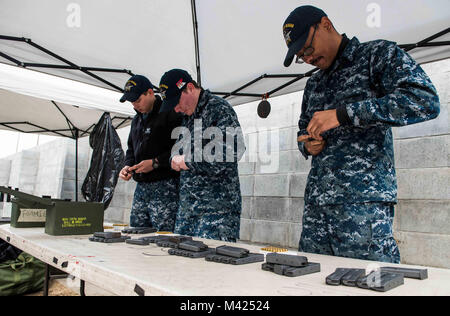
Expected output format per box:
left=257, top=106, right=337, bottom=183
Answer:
left=159, top=69, right=193, bottom=113
left=282, top=6, right=327, bottom=67
left=120, top=75, right=154, bottom=103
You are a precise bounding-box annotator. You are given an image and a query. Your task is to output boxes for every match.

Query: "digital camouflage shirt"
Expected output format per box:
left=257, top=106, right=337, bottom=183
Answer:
left=172, top=89, right=245, bottom=241
left=298, top=36, right=440, bottom=206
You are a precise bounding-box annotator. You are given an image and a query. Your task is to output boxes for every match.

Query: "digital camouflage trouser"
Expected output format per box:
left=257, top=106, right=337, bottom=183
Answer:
left=130, top=178, right=179, bottom=232
left=173, top=208, right=241, bottom=243
left=299, top=202, right=401, bottom=263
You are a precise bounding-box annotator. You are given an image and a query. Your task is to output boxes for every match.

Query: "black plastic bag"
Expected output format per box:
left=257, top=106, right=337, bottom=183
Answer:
left=0, top=239, right=22, bottom=263
left=82, top=113, right=124, bottom=209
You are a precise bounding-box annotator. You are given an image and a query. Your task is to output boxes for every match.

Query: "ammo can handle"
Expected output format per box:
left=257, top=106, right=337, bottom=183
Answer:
left=0, top=186, right=54, bottom=207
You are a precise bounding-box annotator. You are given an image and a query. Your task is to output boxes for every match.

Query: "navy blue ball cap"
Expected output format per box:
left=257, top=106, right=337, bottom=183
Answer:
left=283, top=5, right=327, bottom=67
left=159, top=69, right=193, bottom=113
left=120, top=75, right=154, bottom=103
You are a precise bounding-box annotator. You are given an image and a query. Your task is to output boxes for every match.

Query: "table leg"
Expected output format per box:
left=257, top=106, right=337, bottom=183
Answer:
left=80, top=280, right=86, bottom=296
left=43, top=264, right=50, bottom=296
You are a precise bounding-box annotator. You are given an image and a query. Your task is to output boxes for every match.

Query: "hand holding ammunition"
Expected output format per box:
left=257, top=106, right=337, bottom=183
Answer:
left=171, top=155, right=189, bottom=171
left=298, top=135, right=326, bottom=156
left=119, top=165, right=132, bottom=181
left=129, top=159, right=154, bottom=174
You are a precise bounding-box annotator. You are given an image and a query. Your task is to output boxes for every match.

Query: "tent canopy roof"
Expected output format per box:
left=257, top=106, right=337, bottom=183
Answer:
left=0, top=0, right=449, bottom=114
left=0, top=63, right=134, bottom=138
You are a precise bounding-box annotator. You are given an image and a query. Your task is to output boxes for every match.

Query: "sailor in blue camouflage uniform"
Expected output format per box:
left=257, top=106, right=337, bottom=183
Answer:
left=282, top=6, right=440, bottom=263
left=158, top=69, right=245, bottom=242
left=119, top=75, right=182, bottom=232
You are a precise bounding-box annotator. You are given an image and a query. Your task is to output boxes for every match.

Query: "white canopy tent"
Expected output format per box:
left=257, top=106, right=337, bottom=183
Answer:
left=0, top=0, right=449, bottom=200
left=0, top=62, right=135, bottom=201
left=0, top=0, right=449, bottom=107
left=0, top=63, right=134, bottom=138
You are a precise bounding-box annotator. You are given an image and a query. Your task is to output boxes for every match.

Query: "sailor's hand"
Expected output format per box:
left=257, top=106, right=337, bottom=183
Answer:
left=306, top=109, right=339, bottom=140
left=171, top=155, right=189, bottom=171
left=129, top=160, right=154, bottom=174
left=298, top=135, right=326, bottom=156
left=119, top=166, right=132, bottom=181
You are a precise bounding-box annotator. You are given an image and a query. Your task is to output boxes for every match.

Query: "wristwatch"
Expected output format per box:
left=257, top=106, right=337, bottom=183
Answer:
left=152, top=158, right=160, bottom=169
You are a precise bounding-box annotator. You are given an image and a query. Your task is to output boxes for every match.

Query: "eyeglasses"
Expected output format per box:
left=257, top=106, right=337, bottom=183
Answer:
left=295, top=24, right=318, bottom=64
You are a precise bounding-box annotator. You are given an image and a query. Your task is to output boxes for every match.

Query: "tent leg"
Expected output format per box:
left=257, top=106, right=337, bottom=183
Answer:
left=75, top=129, right=79, bottom=202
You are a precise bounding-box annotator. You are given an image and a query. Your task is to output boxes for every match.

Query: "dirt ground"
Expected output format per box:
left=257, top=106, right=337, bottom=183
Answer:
left=26, top=280, right=79, bottom=296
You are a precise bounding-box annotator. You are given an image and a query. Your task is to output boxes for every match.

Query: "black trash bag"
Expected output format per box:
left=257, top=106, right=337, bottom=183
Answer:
left=0, top=239, right=22, bottom=263
left=82, top=113, right=124, bottom=210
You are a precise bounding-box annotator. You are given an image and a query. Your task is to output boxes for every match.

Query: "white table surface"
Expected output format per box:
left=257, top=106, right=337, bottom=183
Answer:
left=1, top=224, right=449, bottom=296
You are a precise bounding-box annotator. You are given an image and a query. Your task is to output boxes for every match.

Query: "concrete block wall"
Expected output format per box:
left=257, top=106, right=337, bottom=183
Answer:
left=0, top=159, right=11, bottom=211
left=42, top=129, right=134, bottom=224
left=0, top=58, right=448, bottom=269
left=7, top=149, right=40, bottom=194
left=236, top=90, right=308, bottom=250
left=390, top=60, right=450, bottom=268
left=236, top=58, right=450, bottom=269
left=0, top=130, right=131, bottom=223
left=100, top=126, right=136, bottom=224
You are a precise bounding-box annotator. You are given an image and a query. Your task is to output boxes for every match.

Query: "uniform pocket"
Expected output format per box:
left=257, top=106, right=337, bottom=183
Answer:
left=370, top=219, right=394, bottom=240
left=368, top=218, right=400, bottom=263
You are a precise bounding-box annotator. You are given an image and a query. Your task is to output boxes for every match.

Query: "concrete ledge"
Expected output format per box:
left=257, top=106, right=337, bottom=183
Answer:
left=288, top=222, right=302, bottom=249
left=395, top=231, right=450, bottom=269
left=0, top=159, right=11, bottom=185
left=253, top=197, right=291, bottom=222
left=397, top=168, right=450, bottom=200
left=241, top=197, right=252, bottom=219
left=238, top=161, right=255, bottom=175
left=289, top=173, right=308, bottom=198
left=105, top=206, right=130, bottom=224
left=239, top=218, right=253, bottom=242
left=394, top=135, right=448, bottom=169
left=239, top=175, right=254, bottom=197
left=109, top=193, right=133, bottom=209
left=278, top=127, right=295, bottom=151
left=250, top=219, right=291, bottom=246
left=254, top=174, right=289, bottom=197
left=289, top=198, right=305, bottom=223
left=395, top=200, right=450, bottom=235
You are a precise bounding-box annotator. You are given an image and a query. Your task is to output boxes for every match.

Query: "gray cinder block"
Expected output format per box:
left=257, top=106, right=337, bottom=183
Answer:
left=254, top=174, right=289, bottom=197
left=239, top=176, right=255, bottom=197
left=394, top=231, right=450, bottom=269
left=395, top=200, right=450, bottom=235
left=253, top=197, right=290, bottom=221
left=238, top=218, right=254, bottom=242
left=289, top=173, right=308, bottom=198
left=394, top=135, right=448, bottom=169
left=397, top=169, right=449, bottom=200
left=251, top=220, right=290, bottom=246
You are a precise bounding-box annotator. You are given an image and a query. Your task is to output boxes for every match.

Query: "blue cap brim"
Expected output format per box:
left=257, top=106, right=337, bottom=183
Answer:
left=159, top=94, right=181, bottom=113
left=120, top=92, right=140, bottom=103
left=284, top=32, right=309, bottom=67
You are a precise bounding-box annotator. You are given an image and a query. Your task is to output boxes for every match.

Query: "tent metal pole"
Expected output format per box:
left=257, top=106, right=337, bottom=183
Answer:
left=213, top=92, right=262, bottom=98
left=190, top=0, right=201, bottom=85
left=1, top=29, right=449, bottom=108
left=222, top=75, right=267, bottom=99
left=25, top=39, right=124, bottom=92
left=217, top=28, right=450, bottom=103
left=267, top=68, right=319, bottom=96
left=23, top=63, right=135, bottom=74
left=75, top=129, right=79, bottom=202
left=0, top=51, right=22, bottom=66
left=0, top=35, right=129, bottom=92
left=112, top=116, right=132, bottom=130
